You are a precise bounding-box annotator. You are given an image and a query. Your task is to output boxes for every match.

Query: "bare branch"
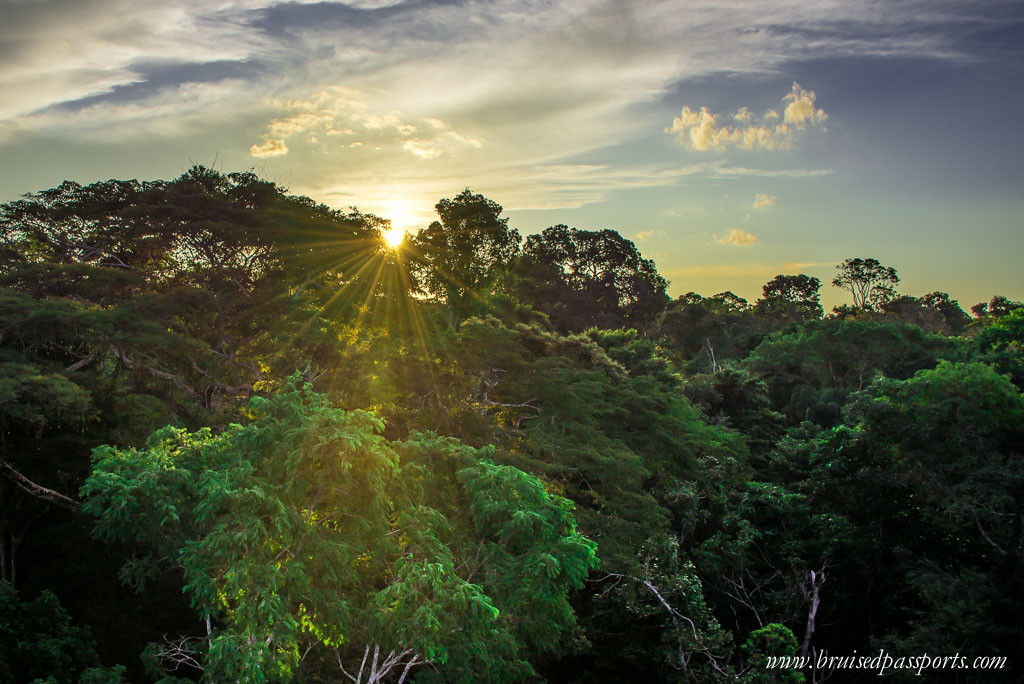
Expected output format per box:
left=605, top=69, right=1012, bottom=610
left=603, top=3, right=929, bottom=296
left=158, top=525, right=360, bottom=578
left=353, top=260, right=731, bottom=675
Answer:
left=0, top=457, right=80, bottom=511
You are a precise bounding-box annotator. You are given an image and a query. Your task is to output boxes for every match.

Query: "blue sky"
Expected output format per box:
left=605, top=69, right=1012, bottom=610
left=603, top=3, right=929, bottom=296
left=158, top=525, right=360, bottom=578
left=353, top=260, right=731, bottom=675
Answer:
left=1, top=0, right=1021, bottom=309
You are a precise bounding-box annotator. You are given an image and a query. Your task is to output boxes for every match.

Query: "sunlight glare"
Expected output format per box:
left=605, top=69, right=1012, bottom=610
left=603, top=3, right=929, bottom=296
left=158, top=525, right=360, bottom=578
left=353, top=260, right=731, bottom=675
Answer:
left=382, top=225, right=406, bottom=248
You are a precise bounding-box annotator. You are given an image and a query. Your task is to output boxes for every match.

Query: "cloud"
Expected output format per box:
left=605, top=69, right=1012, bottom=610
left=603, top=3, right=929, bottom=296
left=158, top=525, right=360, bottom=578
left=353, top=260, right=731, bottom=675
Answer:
left=753, top=193, right=776, bottom=209
left=249, top=137, right=288, bottom=157
left=673, top=160, right=834, bottom=179
left=0, top=1, right=994, bottom=139
left=714, top=228, right=758, bottom=246
left=249, top=88, right=483, bottom=160
left=633, top=230, right=655, bottom=242
left=783, top=82, right=828, bottom=126
left=0, top=0, right=1007, bottom=212
left=667, top=82, right=826, bottom=152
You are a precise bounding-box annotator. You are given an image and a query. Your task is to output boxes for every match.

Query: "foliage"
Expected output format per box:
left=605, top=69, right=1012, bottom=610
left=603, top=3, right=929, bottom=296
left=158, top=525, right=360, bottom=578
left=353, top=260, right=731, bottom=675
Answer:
left=81, top=376, right=597, bottom=682
left=977, top=307, right=1024, bottom=388
left=881, top=291, right=970, bottom=335
left=409, top=190, right=521, bottom=323
left=2, top=169, right=1022, bottom=683
left=745, top=318, right=961, bottom=425
left=757, top=274, right=823, bottom=320
left=513, top=225, right=668, bottom=333
left=0, top=581, right=103, bottom=683
left=970, top=294, right=1023, bottom=319
left=808, top=362, right=1024, bottom=674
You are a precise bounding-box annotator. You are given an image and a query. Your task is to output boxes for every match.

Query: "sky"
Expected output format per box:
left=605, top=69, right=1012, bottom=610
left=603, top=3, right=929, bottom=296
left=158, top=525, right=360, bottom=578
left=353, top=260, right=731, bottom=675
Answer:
left=1, top=0, right=1022, bottom=310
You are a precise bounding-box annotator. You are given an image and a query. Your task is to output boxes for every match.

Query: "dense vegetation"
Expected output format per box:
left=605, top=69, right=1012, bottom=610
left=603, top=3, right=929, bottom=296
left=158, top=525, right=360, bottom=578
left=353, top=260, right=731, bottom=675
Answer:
left=0, top=168, right=1021, bottom=682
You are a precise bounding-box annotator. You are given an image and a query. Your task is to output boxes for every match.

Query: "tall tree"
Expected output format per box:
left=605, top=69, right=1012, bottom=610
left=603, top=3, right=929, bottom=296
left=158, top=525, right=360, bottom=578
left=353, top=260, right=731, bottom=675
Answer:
left=831, top=258, right=899, bottom=310
left=757, top=274, right=823, bottom=319
left=409, top=190, right=521, bottom=322
left=513, top=225, right=668, bottom=333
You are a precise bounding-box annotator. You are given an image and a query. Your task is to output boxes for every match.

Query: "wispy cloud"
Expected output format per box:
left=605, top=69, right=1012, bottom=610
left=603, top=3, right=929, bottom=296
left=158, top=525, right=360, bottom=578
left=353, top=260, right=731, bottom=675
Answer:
left=753, top=193, right=776, bottom=209
left=673, top=160, right=833, bottom=179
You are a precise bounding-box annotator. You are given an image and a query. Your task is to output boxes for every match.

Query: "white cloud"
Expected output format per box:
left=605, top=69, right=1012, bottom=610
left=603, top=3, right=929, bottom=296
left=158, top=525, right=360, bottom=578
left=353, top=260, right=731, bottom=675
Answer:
left=753, top=193, right=776, bottom=209
left=714, top=228, right=758, bottom=246
left=667, top=82, right=827, bottom=152
left=633, top=230, right=655, bottom=242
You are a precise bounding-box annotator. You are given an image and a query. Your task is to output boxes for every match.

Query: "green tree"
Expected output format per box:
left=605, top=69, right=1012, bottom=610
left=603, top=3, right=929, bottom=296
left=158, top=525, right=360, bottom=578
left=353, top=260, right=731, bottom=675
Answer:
left=657, top=292, right=765, bottom=371
left=970, top=295, right=1023, bottom=319
left=881, top=292, right=970, bottom=335
left=0, top=581, right=115, bottom=683
left=978, top=307, right=1024, bottom=388
left=745, top=318, right=961, bottom=425
left=808, top=362, right=1024, bottom=675
left=409, top=190, right=521, bottom=323
left=758, top=274, right=822, bottom=320
left=81, top=376, right=596, bottom=682
left=513, top=225, right=668, bottom=333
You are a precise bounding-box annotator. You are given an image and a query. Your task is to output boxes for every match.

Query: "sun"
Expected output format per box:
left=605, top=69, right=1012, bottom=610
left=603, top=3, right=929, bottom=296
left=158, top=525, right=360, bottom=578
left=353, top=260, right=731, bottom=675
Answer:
left=382, top=225, right=406, bottom=249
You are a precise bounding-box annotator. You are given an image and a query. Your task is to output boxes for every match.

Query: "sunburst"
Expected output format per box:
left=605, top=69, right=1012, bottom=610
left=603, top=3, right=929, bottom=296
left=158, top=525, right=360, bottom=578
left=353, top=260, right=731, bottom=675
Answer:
left=382, top=225, right=406, bottom=249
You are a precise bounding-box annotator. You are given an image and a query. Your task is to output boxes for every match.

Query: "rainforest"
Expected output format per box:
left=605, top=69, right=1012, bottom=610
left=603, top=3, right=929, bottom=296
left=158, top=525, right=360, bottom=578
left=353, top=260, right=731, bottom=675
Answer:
left=0, top=168, right=1020, bottom=682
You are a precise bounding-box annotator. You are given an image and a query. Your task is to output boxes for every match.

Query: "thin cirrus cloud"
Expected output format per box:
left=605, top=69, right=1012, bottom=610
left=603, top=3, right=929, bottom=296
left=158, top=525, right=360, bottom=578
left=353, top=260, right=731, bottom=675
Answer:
left=714, top=228, right=758, bottom=246
left=673, top=160, right=834, bottom=179
left=667, top=83, right=827, bottom=152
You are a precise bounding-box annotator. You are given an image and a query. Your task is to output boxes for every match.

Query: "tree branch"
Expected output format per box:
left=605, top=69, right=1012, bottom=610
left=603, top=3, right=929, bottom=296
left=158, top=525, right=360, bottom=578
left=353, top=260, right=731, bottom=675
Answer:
left=0, top=457, right=79, bottom=511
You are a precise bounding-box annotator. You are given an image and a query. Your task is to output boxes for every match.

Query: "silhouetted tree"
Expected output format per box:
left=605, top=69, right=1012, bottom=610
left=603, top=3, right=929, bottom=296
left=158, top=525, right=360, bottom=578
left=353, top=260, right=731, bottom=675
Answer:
left=883, top=291, right=969, bottom=334
left=513, top=225, right=667, bottom=332
left=757, top=274, right=823, bottom=319
left=971, top=295, right=1023, bottom=318
left=409, top=190, right=521, bottom=323
left=832, top=258, right=898, bottom=310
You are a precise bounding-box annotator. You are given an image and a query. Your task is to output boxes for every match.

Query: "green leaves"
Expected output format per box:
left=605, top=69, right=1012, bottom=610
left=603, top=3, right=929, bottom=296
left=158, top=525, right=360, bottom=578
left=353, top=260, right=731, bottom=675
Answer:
left=0, top=581, right=102, bottom=684
left=81, top=375, right=597, bottom=681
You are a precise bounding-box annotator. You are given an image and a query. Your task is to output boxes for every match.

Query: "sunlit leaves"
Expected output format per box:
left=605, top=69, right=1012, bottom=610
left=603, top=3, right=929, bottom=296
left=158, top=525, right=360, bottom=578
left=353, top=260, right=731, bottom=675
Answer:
left=82, top=375, right=596, bottom=681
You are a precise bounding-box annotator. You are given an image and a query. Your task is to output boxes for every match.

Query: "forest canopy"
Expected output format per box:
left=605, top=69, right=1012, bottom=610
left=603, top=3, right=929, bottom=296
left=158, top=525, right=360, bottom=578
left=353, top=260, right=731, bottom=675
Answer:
left=0, top=168, right=1021, bottom=683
